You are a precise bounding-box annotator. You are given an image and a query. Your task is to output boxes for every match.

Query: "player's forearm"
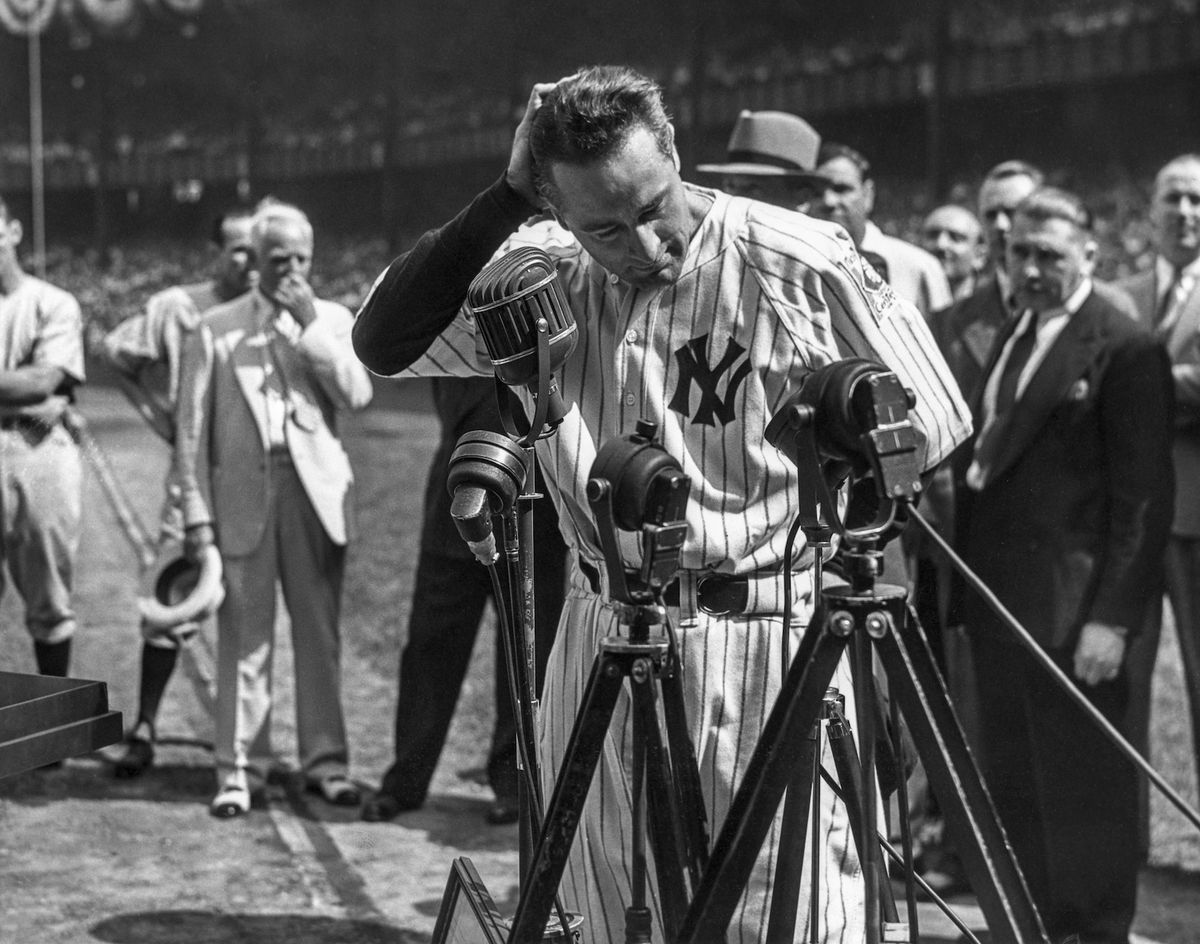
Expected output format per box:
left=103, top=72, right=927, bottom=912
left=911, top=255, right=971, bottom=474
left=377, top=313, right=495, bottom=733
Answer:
left=352, top=175, right=536, bottom=375
left=0, top=365, right=70, bottom=407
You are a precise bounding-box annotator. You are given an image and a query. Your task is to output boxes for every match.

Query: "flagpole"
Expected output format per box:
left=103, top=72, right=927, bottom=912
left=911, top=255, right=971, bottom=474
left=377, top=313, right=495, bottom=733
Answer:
left=28, top=27, right=46, bottom=278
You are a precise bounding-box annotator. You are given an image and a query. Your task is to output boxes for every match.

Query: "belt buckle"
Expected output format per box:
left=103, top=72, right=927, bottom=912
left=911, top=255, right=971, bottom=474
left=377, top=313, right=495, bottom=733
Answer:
left=696, top=574, right=739, bottom=617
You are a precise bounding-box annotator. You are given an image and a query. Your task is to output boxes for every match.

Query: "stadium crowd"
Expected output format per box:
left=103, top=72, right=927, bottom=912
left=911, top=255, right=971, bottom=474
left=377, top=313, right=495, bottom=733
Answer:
left=2, top=54, right=1198, bottom=944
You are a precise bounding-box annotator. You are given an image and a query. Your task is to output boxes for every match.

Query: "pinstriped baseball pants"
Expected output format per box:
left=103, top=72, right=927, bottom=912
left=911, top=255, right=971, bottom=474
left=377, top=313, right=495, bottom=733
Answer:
left=537, top=571, right=867, bottom=944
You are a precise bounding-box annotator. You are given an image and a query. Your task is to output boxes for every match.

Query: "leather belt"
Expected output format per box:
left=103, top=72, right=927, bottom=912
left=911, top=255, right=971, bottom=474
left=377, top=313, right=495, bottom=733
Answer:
left=577, top=557, right=810, bottom=618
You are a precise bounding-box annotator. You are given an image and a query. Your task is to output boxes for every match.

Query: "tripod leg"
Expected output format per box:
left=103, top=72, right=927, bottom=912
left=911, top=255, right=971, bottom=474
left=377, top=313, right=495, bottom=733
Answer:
left=677, top=608, right=850, bottom=944
left=823, top=696, right=900, bottom=925
left=764, top=718, right=820, bottom=944
left=874, top=606, right=1050, bottom=944
left=634, top=668, right=690, bottom=942
left=657, top=661, right=711, bottom=884
left=508, top=651, right=627, bottom=944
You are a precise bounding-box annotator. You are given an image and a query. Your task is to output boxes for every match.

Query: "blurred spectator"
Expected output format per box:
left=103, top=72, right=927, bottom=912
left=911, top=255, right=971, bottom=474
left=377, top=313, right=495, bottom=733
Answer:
left=97, top=207, right=256, bottom=778
left=952, top=186, right=1172, bottom=944
left=1114, top=152, right=1200, bottom=857
left=0, top=194, right=86, bottom=683
left=808, top=141, right=953, bottom=320
left=921, top=205, right=984, bottom=304
left=174, top=201, right=373, bottom=818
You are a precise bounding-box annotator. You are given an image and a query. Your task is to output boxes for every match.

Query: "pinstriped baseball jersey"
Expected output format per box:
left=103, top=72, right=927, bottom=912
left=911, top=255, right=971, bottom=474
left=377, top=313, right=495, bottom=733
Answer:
left=401, top=185, right=970, bottom=576
left=380, top=186, right=972, bottom=942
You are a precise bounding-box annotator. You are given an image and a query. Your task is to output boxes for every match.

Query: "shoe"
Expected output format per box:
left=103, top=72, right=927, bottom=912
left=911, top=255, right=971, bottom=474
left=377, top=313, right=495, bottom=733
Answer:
left=360, top=792, right=421, bottom=822
left=210, top=782, right=254, bottom=818
left=485, top=798, right=520, bottom=826
left=305, top=773, right=362, bottom=807
left=113, top=736, right=155, bottom=779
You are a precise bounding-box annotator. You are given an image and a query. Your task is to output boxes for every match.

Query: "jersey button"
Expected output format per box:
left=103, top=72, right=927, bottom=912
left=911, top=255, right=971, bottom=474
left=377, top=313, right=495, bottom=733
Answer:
left=624, top=392, right=636, bottom=406
left=608, top=272, right=619, bottom=285
left=625, top=329, right=638, bottom=344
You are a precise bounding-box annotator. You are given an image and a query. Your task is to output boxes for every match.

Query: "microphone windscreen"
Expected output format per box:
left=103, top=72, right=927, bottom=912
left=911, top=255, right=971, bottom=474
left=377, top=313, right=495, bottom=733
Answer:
left=467, top=246, right=578, bottom=388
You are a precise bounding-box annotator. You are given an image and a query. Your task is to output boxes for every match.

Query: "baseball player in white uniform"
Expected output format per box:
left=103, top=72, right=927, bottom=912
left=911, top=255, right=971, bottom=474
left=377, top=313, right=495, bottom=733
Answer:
left=98, top=208, right=256, bottom=777
left=353, top=67, right=971, bottom=943
left=0, top=195, right=86, bottom=680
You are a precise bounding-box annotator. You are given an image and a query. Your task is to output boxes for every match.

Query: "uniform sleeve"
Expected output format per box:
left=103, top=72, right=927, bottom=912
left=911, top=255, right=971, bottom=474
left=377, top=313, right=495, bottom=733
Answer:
left=171, top=324, right=215, bottom=530
left=821, top=233, right=973, bottom=471
left=35, top=288, right=85, bottom=384
left=352, top=175, right=539, bottom=376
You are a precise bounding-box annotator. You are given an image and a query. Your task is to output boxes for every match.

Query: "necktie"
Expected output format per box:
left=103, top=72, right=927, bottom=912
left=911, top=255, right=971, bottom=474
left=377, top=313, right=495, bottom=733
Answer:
left=992, top=309, right=1038, bottom=418
left=968, top=310, right=1037, bottom=489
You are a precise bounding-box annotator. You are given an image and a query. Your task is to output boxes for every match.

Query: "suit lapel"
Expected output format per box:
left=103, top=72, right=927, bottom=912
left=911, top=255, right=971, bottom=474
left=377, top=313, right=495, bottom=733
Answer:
left=1166, top=275, right=1200, bottom=358
left=985, top=300, right=1104, bottom=485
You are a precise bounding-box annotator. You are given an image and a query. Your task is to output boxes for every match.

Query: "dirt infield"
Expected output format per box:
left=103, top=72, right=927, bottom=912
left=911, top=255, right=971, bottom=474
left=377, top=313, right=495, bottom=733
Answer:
left=1, top=382, right=1198, bottom=944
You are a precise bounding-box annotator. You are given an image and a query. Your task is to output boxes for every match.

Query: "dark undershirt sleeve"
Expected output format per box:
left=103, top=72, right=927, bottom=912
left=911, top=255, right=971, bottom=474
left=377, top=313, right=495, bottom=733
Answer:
left=351, top=175, right=538, bottom=375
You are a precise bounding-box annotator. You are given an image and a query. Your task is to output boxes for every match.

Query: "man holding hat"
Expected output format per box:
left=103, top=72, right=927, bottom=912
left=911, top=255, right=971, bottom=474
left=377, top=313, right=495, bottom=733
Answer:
left=695, top=109, right=824, bottom=213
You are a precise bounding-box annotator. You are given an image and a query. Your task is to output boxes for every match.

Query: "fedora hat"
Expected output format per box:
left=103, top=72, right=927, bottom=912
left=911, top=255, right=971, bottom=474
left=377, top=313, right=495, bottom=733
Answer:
left=137, top=539, right=224, bottom=633
left=696, top=110, right=822, bottom=178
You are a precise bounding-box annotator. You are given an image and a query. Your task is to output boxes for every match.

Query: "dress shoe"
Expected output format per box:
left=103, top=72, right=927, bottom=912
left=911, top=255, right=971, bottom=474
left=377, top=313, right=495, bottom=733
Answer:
left=360, top=792, right=421, bottom=822
left=305, top=773, right=362, bottom=807
left=210, top=776, right=265, bottom=819
left=485, top=798, right=520, bottom=826
left=210, top=782, right=253, bottom=818
left=113, top=736, right=155, bottom=779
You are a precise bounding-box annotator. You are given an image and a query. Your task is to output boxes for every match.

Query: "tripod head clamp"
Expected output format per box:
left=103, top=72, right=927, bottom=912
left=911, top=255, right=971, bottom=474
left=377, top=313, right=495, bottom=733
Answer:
left=765, top=358, right=923, bottom=551
left=587, top=419, right=690, bottom=609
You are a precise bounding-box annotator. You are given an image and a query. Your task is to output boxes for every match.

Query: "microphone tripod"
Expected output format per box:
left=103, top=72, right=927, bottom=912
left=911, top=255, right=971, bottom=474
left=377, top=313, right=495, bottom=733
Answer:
left=506, top=420, right=710, bottom=944
left=678, top=362, right=1051, bottom=944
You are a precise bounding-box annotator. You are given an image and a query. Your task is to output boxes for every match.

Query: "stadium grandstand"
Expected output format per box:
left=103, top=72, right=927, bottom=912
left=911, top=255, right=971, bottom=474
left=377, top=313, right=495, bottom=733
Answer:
left=1, top=0, right=1198, bottom=320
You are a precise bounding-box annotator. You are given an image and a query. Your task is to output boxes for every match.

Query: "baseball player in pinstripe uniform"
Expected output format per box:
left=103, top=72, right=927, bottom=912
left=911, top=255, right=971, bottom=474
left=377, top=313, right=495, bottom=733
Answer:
left=353, top=67, right=971, bottom=943
left=0, top=195, right=86, bottom=682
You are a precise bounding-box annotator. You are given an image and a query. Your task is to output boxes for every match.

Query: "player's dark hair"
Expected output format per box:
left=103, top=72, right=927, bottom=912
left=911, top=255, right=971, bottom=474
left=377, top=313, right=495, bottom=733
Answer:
left=1015, top=186, right=1093, bottom=232
left=530, top=65, right=674, bottom=207
left=816, top=142, right=871, bottom=181
left=983, top=159, right=1044, bottom=187
left=210, top=206, right=254, bottom=248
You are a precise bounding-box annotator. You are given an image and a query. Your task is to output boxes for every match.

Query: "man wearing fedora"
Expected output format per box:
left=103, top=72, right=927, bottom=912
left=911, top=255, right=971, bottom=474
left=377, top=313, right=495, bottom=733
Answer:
left=695, top=109, right=825, bottom=213
left=175, top=200, right=373, bottom=818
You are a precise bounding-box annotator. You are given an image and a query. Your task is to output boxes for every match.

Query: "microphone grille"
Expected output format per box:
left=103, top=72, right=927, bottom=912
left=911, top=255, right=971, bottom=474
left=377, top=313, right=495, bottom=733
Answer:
left=467, top=246, right=577, bottom=382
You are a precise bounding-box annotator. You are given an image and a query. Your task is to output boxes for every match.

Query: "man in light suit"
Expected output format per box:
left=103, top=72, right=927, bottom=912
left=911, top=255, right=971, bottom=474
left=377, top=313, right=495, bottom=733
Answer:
left=953, top=187, right=1173, bottom=943
left=1115, top=152, right=1200, bottom=835
left=175, top=201, right=374, bottom=817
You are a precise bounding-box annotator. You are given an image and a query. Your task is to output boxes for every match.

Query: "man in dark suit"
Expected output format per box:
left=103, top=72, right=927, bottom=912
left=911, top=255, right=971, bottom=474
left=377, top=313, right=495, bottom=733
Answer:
left=360, top=377, right=567, bottom=825
left=953, top=187, right=1173, bottom=943
left=1114, top=152, right=1200, bottom=835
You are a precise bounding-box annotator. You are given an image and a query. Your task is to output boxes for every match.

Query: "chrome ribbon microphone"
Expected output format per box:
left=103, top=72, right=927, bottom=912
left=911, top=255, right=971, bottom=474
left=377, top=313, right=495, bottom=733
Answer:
left=467, top=246, right=578, bottom=444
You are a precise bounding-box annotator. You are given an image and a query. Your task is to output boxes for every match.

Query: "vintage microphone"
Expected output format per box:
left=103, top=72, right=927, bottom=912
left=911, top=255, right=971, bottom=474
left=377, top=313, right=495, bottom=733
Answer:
left=446, top=429, right=528, bottom=566
left=466, top=245, right=578, bottom=446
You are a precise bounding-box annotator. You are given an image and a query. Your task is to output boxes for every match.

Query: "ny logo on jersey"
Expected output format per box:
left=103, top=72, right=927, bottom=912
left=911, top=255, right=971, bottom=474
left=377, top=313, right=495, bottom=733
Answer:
left=669, top=333, right=752, bottom=426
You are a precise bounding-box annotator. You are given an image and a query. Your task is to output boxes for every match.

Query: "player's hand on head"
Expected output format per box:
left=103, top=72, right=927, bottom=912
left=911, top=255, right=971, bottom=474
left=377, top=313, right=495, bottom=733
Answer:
left=507, top=75, right=577, bottom=208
